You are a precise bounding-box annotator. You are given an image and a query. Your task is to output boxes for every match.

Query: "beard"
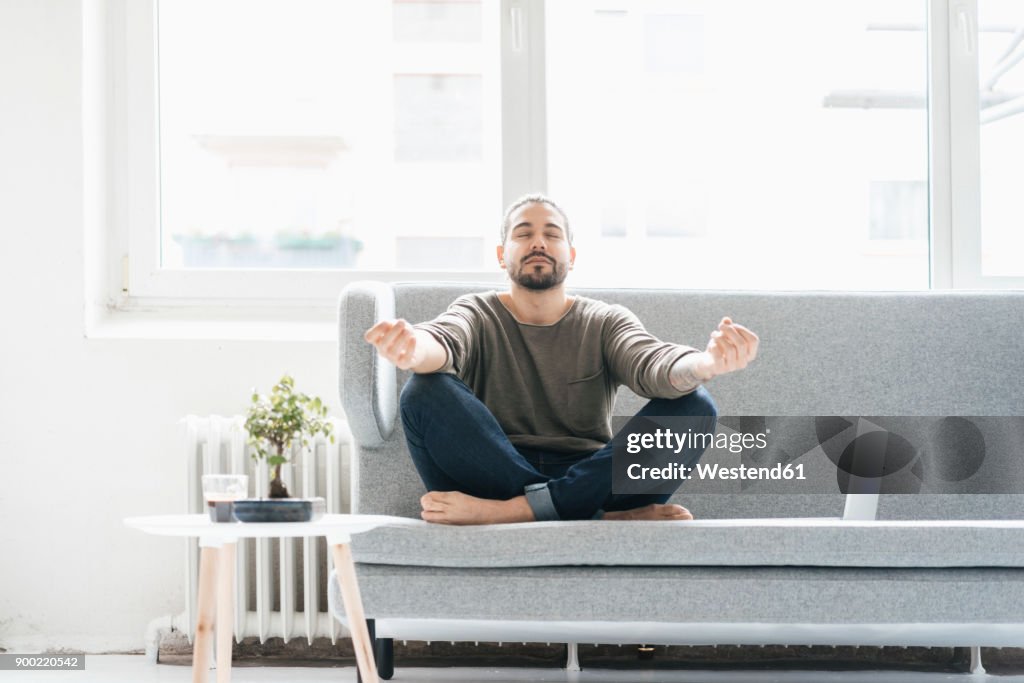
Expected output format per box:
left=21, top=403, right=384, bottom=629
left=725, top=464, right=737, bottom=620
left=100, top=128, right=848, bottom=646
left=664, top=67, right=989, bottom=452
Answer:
left=509, top=255, right=569, bottom=291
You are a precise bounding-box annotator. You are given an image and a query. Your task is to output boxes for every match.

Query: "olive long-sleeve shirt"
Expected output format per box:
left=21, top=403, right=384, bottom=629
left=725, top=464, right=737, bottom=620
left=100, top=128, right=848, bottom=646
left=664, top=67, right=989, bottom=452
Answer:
left=415, top=291, right=699, bottom=454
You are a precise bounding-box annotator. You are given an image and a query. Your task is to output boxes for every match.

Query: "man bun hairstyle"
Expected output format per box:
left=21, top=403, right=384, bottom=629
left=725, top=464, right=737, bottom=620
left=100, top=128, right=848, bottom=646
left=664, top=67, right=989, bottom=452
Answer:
left=500, top=193, right=572, bottom=246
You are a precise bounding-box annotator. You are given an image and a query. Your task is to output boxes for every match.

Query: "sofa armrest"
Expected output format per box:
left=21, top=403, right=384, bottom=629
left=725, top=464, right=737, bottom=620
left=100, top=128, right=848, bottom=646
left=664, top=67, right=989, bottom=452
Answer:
left=338, top=281, right=398, bottom=447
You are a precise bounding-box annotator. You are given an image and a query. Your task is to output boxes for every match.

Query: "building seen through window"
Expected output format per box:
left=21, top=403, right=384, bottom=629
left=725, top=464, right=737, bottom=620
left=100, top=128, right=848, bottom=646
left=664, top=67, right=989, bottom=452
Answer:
left=156, top=0, right=1023, bottom=288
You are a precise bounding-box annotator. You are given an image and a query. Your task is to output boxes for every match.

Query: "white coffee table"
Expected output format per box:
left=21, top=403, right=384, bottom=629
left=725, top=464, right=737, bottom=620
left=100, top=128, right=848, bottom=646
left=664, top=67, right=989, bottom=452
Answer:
left=124, top=513, right=400, bottom=683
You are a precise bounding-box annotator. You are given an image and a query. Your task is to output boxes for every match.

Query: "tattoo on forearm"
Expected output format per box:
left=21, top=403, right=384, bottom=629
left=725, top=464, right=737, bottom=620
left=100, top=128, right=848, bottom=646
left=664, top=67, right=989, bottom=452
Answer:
left=669, top=354, right=704, bottom=393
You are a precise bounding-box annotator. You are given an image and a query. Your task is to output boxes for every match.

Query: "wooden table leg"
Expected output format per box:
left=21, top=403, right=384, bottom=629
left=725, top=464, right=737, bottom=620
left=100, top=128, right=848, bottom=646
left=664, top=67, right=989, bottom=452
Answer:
left=332, top=543, right=379, bottom=683
left=216, top=542, right=236, bottom=683
left=193, top=546, right=218, bottom=683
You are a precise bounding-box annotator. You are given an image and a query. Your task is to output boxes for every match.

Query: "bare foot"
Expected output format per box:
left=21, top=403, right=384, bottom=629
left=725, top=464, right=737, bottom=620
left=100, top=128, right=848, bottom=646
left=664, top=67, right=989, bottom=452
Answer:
left=420, top=491, right=536, bottom=525
left=602, top=503, right=694, bottom=521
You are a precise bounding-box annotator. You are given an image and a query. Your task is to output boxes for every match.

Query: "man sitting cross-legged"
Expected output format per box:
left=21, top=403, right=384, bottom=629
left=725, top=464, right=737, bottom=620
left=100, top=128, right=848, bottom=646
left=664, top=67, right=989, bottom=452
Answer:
left=365, top=194, right=759, bottom=524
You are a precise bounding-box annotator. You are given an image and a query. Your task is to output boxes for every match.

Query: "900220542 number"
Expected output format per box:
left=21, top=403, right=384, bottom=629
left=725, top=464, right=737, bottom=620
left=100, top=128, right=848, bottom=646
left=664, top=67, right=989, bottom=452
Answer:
left=1, top=655, right=85, bottom=670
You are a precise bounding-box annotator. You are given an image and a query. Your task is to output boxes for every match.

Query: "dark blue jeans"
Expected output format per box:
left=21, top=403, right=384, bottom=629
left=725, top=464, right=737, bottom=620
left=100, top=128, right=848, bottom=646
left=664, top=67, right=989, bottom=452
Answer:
left=399, top=373, right=717, bottom=521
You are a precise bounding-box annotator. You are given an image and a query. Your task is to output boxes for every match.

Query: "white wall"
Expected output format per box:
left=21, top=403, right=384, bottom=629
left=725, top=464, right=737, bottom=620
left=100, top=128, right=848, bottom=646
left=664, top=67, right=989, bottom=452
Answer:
left=0, top=1, right=341, bottom=653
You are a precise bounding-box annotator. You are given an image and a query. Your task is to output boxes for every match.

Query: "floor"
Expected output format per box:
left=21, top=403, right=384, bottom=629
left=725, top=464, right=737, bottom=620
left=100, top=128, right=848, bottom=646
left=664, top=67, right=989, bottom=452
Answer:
left=10, top=655, right=1024, bottom=683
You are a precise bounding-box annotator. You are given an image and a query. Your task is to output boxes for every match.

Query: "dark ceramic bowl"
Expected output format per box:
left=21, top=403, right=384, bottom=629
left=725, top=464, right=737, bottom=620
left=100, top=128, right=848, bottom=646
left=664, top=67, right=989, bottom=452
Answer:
left=232, top=497, right=325, bottom=523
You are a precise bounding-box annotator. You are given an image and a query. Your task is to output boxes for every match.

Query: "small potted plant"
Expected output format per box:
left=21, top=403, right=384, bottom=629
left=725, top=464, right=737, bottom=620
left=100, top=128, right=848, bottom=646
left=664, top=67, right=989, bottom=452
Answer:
left=244, top=374, right=334, bottom=499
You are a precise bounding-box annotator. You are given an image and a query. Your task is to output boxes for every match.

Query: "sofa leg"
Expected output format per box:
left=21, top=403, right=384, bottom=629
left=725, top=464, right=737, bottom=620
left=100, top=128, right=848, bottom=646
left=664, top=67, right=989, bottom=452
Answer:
left=565, top=642, right=581, bottom=671
left=375, top=638, right=394, bottom=680
left=969, top=646, right=985, bottom=675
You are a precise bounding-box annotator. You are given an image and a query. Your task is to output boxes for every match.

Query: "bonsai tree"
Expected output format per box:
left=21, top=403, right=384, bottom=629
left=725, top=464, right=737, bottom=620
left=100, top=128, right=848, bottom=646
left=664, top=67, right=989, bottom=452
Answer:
left=245, top=374, right=334, bottom=498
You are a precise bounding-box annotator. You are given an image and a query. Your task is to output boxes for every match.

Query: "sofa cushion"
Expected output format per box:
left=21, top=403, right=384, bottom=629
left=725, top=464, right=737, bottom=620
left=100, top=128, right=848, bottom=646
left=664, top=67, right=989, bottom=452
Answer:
left=332, top=563, right=1024, bottom=624
left=350, top=518, right=1024, bottom=569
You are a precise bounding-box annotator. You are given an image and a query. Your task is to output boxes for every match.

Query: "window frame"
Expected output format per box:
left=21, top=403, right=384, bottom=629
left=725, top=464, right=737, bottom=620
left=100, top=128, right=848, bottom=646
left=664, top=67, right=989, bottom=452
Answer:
left=111, top=0, right=542, bottom=308
left=108, top=0, right=1022, bottom=311
left=933, top=0, right=1024, bottom=289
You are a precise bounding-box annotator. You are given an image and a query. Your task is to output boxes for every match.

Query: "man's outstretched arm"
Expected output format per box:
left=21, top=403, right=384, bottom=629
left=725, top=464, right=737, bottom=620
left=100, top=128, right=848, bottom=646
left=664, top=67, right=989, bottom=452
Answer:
left=365, top=319, right=448, bottom=374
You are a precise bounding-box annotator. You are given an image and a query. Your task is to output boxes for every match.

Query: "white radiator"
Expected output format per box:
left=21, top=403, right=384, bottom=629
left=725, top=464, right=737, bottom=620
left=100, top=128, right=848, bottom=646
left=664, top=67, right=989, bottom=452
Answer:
left=180, top=414, right=353, bottom=647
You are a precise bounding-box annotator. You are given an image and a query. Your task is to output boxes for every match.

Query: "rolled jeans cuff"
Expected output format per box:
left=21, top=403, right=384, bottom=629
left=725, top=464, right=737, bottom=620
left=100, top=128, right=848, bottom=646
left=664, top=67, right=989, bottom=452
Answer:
left=524, top=482, right=560, bottom=521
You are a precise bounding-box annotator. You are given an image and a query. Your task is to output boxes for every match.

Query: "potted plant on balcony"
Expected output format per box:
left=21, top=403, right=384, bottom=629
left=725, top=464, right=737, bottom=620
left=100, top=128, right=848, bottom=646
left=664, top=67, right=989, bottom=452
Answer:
left=273, top=225, right=364, bottom=268
left=236, top=375, right=334, bottom=522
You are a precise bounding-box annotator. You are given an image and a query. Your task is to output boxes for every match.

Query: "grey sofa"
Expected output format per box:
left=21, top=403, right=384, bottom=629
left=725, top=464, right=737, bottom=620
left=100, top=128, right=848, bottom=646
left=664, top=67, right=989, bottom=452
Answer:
left=329, top=281, right=1024, bottom=676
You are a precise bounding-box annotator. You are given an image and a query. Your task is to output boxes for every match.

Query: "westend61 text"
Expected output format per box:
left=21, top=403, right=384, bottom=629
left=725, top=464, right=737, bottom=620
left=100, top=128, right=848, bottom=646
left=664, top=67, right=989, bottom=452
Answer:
left=626, top=462, right=806, bottom=481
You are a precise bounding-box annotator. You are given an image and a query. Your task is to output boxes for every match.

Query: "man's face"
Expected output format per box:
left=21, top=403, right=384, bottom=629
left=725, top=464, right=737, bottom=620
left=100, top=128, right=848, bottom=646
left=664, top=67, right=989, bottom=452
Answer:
left=498, top=202, right=575, bottom=291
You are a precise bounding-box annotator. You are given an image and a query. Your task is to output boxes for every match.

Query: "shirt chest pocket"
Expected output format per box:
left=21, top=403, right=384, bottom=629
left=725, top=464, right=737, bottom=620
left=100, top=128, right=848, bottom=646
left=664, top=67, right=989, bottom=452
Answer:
left=566, top=368, right=610, bottom=436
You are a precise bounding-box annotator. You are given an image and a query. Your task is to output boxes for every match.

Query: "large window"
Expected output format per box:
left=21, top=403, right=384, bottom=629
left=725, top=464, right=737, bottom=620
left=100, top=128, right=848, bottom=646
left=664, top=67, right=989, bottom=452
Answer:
left=546, top=0, right=929, bottom=290
left=156, top=0, right=501, bottom=275
left=112, top=0, right=1024, bottom=304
